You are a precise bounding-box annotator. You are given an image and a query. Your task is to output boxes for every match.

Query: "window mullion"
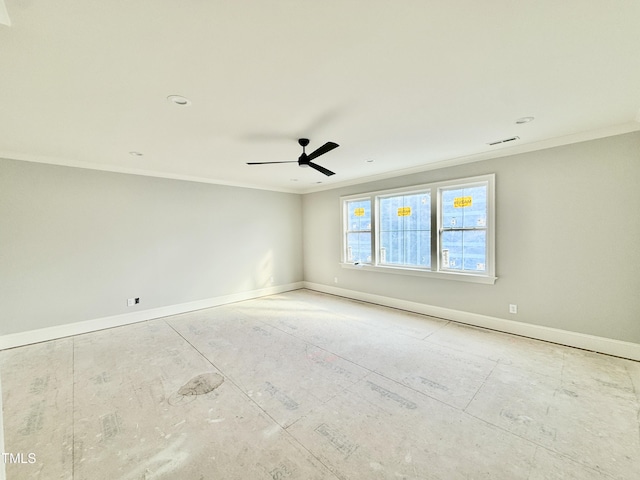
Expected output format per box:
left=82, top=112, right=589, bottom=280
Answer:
left=372, top=196, right=378, bottom=265
left=431, top=188, right=438, bottom=271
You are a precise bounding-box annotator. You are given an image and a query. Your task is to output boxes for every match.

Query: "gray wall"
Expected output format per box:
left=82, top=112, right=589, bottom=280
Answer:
left=302, top=131, right=640, bottom=344
left=2, top=132, right=639, bottom=344
left=0, top=160, right=303, bottom=335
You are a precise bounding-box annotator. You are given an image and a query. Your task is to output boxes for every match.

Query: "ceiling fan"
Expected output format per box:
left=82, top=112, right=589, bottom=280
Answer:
left=247, top=138, right=339, bottom=176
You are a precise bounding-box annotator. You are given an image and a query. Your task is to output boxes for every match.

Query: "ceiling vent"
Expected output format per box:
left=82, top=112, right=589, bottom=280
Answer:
left=488, top=136, right=519, bottom=146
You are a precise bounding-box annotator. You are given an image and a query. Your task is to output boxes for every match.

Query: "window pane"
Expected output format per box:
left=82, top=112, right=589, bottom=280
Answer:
left=462, top=230, right=486, bottom=271
left=441, top=184, right=487, bottom=229
left=346, top=232, right=371, bottom=263
left=441, top=189, right=460, bottom=228
left=441, top=230, right=486, bottom=272
left=405, top=229, right=431, bottom=267
left=379, top=192, right=430, bottom=267
left=379, top=196, right=403, bottom=232
left=347, top=199, right=371, bottom=232
left=462, top=185, right=487, bottom=228
left=380, top=230, right=403, bottom=264
left=441, top=230, right=462, bottom=269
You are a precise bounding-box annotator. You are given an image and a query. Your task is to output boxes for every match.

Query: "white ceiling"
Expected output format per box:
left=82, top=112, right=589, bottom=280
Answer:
left=1, top=1, right=639, bottom=193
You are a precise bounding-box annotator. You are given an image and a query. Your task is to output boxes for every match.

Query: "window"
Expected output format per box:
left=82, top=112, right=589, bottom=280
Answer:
left=440, top=184, right=488, bottom=273
left=344, top=198, right=372, bottom=264
left=341, top=174, right=495, bottom=284
left=379, top=192, right=431, bottom=267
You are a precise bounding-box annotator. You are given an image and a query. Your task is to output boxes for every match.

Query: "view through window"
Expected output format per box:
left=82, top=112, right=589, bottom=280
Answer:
left=341, top=174, right=495, bottom=283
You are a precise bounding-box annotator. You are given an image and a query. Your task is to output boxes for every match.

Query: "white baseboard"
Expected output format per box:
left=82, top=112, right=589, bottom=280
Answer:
left=0, top=282, right=304, bottom=350
left=4, top=281, right=638, bottom=362
left=303, top=282, right=640, bottom=361
left=0, top=374, right=5, bottom=480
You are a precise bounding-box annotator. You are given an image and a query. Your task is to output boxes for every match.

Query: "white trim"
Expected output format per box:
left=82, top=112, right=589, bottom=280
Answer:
left=4, top=124, right=639, bottom=196
left=301, top=121, right=640, bottom=194
left=0, top=155, right=300, bottom=194
left=340, top=262, right=497, bottom=284
left=0, top=372, right=5, bottom=480
left=0, top=283, right=303, bottom=350
left=303, top=282, right=640, bottom=361
left=3, top=279, right=638, bottom=361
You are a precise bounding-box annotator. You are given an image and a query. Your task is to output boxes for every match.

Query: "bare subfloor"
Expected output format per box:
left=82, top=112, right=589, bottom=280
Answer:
left=2, top=290, right=639, bottom=479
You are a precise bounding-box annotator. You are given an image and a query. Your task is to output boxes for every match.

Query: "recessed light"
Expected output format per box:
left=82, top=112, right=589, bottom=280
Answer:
left=167, top=95, right=192, bottom=106
left=515, top=116, right=535, bottom=124
left=129, top=151, right=143, bottom=157
left=366, top=159, right=374, bottom=163
left=290, top=178, right=299, bottom=182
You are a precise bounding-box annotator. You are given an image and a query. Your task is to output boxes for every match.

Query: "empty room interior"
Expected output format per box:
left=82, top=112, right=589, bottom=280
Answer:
left=1, top=1, right=640, bottom=479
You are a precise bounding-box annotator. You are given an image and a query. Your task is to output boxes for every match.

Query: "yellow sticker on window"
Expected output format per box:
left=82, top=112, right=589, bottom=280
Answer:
left=354, top=207, right=365, bottom=217
left=453, top=196, right=472, bottom=208
left=397, top=206, right=412, bottom=216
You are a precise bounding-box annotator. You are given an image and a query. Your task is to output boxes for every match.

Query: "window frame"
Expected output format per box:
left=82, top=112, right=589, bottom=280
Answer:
left=340, top=174, right=496, bottom=284
left=376, top=188, right=432, bottom=269
left=343, top=197, right=373, bottom=264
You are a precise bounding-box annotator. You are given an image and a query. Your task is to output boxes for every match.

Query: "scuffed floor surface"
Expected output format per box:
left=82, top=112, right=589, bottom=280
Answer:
left=2, top=289, right=640, bottom=479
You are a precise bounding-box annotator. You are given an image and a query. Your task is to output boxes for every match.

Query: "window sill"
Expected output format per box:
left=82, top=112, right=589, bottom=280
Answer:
left=340, top=262, right=497, bottom=284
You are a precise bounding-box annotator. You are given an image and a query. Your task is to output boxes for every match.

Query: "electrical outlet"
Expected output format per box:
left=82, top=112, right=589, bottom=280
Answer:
left=509, top=304, right=518, bottom=314
left=334, top=277, right=338, bottom=284
left=127, top=297, right=140, bottom=307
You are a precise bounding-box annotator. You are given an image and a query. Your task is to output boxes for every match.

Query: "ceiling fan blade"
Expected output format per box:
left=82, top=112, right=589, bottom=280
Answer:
left=308, top=161, right=335, bottom=176
left=306, top=141, right=339, bottom=161
left=246, top=161, right=297, bottom=165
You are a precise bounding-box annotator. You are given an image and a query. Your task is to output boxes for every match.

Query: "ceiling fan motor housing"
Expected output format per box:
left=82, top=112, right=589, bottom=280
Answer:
left=298, top=138, right=311, bottom=167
